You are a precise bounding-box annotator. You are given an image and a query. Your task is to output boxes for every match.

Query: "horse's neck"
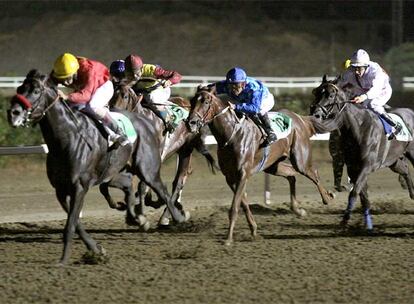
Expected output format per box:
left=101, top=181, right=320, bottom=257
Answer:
left=39, top=102, right=85, bottom=149
left=209, top=110, right=255, bottom=147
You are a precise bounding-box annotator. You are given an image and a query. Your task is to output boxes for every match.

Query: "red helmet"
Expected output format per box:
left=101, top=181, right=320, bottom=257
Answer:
left=125, top=54, right=143, bottom=73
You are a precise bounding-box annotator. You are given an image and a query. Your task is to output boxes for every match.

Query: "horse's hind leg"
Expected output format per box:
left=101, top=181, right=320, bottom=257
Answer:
left=390, top=157, right=414, bottom=199
left=159, top=151, right=193, bottom=226
left=292, top=159, right=334, bottom=205
left=269, top=162, right=306, bottom=217
left=99, top=171, right=133, bottom=211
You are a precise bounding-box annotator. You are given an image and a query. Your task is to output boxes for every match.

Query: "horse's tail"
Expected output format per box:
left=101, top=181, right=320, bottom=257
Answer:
left=193, top=136, right=219, bottom=174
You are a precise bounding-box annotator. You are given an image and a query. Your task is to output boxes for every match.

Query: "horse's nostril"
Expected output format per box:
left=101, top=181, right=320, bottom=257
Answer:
left=315, top=114, right=320, bottom=119
left=189, top=120, right=196, bottom=125
left=12, top=110, right=21, bottom=115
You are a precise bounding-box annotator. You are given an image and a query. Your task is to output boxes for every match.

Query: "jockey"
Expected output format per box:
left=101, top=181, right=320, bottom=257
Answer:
left=123, top=54, right=182, bottom=133
left=51, top=53, right=129, bottom=147
left=337, top=49, right=402, bottom=139
left=213, top=67, right=277, bottom=146
left=109, top=59, right=126, bottom=88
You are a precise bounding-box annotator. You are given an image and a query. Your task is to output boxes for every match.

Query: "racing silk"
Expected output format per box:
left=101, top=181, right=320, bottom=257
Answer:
left=133, top=64, right=182, bottom=91
left=67, top=57, right=110, bottom=104
left=215, top=77, right=269, bottom=114
left=337, top=61, right=392, bottom=100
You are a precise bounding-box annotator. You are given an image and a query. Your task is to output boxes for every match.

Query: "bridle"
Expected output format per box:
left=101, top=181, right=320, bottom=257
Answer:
left=313, top=83, right=351, bottom=120
left=12, top=80, right=60, bottom=126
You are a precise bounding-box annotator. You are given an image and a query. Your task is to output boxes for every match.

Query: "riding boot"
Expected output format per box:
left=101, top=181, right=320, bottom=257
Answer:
left=380, top=113, right=402, bottom=140
left=145, top=103, right=175, bottom=134
left=103, top=114, right=129, bottom=147
left=258, top=113, right=277, bottom=146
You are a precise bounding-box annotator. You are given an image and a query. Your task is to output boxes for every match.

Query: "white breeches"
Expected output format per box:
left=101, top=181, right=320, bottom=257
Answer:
left=367, top=90, right=392, bottom=115
left=84, top=80, right=114, bottom=119
left=144, top=87, right=174, bottom=108
left=259, top=93, right=275, bottom=115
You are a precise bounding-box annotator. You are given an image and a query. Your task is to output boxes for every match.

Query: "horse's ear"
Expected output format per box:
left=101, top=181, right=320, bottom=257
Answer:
left=208, top=85, right=217, bottom=95
left=322, top=74, right=328, bottom=83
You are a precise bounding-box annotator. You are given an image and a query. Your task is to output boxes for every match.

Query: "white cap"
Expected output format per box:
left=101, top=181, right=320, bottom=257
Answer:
left=350, top=49, right=370, bottom=67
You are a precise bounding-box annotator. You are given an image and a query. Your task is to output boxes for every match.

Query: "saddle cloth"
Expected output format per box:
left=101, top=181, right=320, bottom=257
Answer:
left=109, top=112, right=138, bottom=144
left=165, top=104, right=189, bottom=128
left=268, top=112, right=292, bottom=139
left=378, top=113, right=413, bottom=142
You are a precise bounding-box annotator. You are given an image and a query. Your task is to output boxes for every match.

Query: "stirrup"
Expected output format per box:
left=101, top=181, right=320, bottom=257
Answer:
left=262, top=133, right=277, bottom=147
left=388, top=124, right=402, bottom=140
left=164, top=122, right=175, bottom=134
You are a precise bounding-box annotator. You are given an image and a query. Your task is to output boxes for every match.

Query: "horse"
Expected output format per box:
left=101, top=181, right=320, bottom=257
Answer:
left=7, top=69, right=188, bottom=264
left=187, top=86, right=334, bottom=245
left=105, top=84, right=218, bottom=226
left=310, top=75, right=414, bottom=230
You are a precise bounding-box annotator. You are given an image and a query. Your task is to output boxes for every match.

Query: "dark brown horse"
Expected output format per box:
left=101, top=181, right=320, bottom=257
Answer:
left=187, top=86, right=334, bottom=245
left=310, top=76, right=414, bottom=230
left=7, top=70, right=188, bottom=264
left=106, top=85, right=217, bottom=226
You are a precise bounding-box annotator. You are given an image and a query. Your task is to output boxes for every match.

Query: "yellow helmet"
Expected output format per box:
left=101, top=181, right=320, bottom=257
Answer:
left=343, top=59, right=351, bottom=70
left=53, top=53, right=80, bottom=79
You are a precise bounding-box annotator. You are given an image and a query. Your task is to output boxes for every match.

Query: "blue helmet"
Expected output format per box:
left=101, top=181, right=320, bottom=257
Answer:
left=226, top=67, right=247, bottom=83
left=110, top=60, right=125, bottom=76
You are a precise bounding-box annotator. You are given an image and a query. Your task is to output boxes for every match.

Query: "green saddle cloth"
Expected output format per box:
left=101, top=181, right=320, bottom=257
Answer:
left=166, top=104, right=189, bottom=127
left=109, top=112, right=137, bottom=143
left=268, top=112, right=292, bottom=139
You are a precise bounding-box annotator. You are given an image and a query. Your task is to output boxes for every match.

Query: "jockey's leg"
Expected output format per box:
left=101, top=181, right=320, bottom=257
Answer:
left=258, top=113, right=277, bottom=145
left=369, top=95, right=401, bottom=139
left=146, top=87, right=175, bottom=133
left=258, top=92, right=277, bottom=146
left=103, top=113, right=129, bottom=146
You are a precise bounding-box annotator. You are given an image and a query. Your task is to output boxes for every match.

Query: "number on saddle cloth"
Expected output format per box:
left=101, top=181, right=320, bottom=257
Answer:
left=108, top=112, right=138, bottom=143
left=268, top=112, right=292, bottom=139
left=165, top=104, right=189, bottom=128
left=378, top=113, right=413, bottom=142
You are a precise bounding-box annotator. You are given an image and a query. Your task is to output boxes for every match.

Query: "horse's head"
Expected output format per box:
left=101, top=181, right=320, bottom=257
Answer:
left=187, top=85, right=223, bottom=133
left=310, top=75, right=349, bottom=120
left=109, top=84, right=142, bottom=112
left=8, top=69, right=58, bottom=127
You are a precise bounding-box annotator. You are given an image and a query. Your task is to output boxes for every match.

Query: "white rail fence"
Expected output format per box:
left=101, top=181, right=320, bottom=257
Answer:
left=2, top=76, right=414, bottom=91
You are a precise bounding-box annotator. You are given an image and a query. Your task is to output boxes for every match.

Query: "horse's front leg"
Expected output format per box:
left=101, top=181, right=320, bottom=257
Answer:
left=56, top=188, right=104, bottom=261
left=225, top=171, right=248, bottom=246
left=60, top=183, right=88, bottom=265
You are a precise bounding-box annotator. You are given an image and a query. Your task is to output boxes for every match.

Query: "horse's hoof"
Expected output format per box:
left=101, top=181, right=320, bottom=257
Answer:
left=159, top=217, right=170, bottom=226
left=184, top=210, right=191, bottom=222
left=137, top=215, right=148, bottom=226
left=141, top=220, right=151, bottom=231
left=116, top=202, right=127, bottom=211
left=297, top=208, right=307, bottom=217
left=224, top=240, right=232, bottom=246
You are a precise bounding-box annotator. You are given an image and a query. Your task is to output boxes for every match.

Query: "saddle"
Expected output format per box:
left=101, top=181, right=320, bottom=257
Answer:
left=378, top=113, right=413, bottom=141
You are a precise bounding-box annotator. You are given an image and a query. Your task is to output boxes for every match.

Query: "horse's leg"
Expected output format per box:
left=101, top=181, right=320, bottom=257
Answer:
left=225, top=171, right=248, bottom=246
left=60, top=183, right=89, bottom=264
left=126, top=180, right=150, bottom=230
left=133, top=157, right=186, bottom=223
left=269, top=162, right=306, bottom=217
left=56, top=188, right=103, bottom=256
left=343, top=166, right=372, bottom=229
left=159, top=151, right=193, bottom=226
left=389, top=157, right=414, bottom=199
left=359, top=183, right=373, bottom=230
left=240, top=192, right=257, bottom=238
left=99, top=171, right=133, bottom=211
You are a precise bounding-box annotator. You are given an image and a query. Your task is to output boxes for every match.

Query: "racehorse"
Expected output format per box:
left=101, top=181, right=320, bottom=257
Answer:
left=187, top=86, right=334, bottom=245
left=310, top=75, right=414, bottom=230
left=106, top=85, right=218, bottom=226
left=7, top=69, right=187, bottom=264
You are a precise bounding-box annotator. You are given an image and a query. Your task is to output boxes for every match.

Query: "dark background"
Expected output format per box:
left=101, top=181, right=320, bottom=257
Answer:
left=0, top=0, right=412, bottom=77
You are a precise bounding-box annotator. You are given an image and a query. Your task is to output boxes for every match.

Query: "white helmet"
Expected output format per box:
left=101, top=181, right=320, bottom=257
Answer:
left=350, top=49, right=370, bottom=67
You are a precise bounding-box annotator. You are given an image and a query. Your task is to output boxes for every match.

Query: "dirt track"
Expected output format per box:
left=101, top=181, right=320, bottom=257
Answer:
left=0, top=151, right=413, bottom=304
